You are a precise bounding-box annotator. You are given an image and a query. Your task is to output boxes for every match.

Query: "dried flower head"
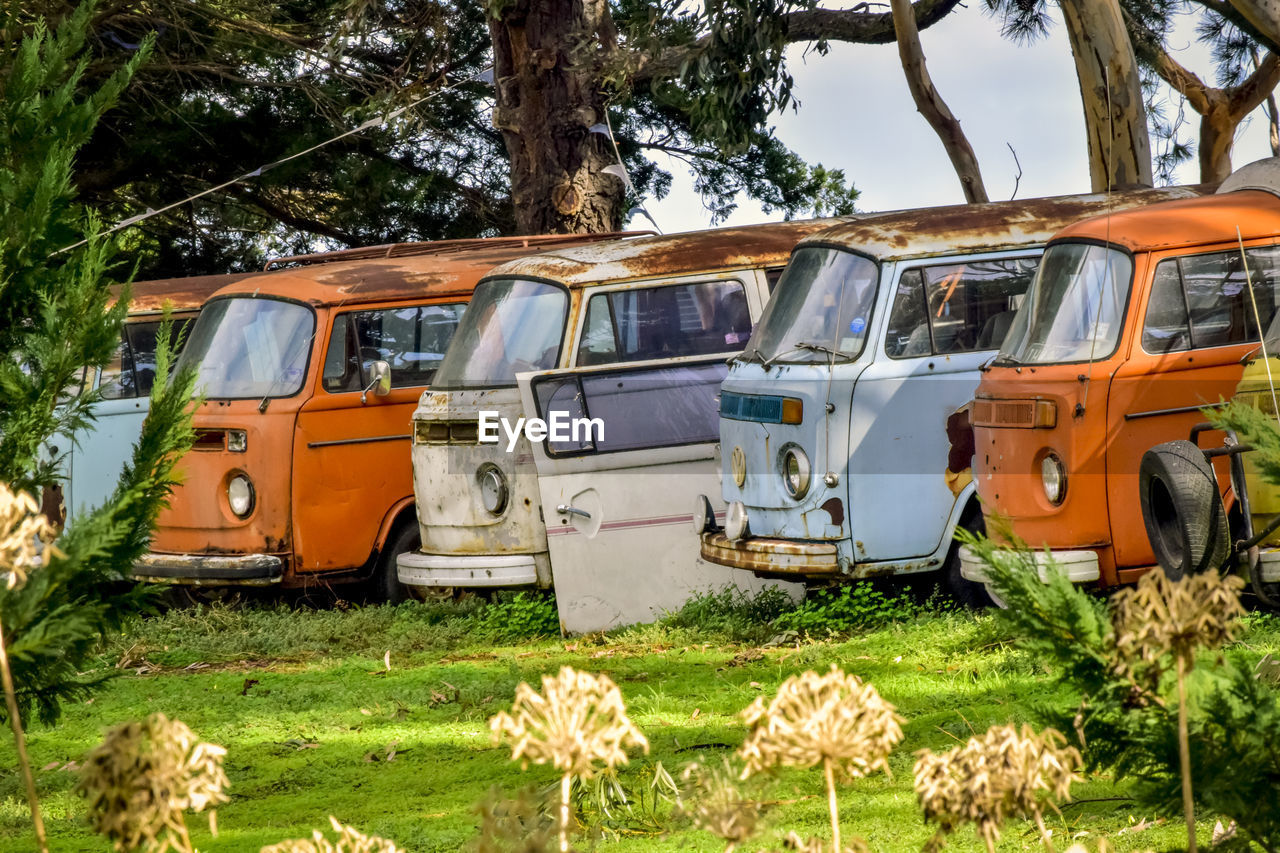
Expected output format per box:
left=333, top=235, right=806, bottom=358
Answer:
left=739, top=666, right=904, bottom=780
left=261, top=816, right=404, bottom=853
left=1112, top=569, right=1245, bottom=671
left=79, top=713, right=229, bottom=853
left=489, top=666, right=648, bottom=778
left=0, top=481, right=59, bottom=590
left=914, top=723, right=1081, bottom=852
left=680, top=758, right=762, bottom=849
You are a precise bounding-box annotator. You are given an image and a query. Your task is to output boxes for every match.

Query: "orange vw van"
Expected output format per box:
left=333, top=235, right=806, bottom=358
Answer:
left=962, top=161, right=1280, bottom=592
left=133, top=236, right=624, bottom=599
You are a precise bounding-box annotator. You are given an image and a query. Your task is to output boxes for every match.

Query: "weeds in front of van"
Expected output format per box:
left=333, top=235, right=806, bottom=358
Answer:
left=773, top=584, right=922, bottom=638
left=658, top=587, right=797, bottom=643
left=475, top=592, right=560, bottom=644
left=963, top=525, right=1280, bottom=852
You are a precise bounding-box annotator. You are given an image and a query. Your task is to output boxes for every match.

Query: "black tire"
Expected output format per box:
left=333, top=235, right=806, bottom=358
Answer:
left=944, top=511, right=993, bottom=609
left=374, top=523, right=420, bottom=604
left=1139, top=440, right=1230, bottom=579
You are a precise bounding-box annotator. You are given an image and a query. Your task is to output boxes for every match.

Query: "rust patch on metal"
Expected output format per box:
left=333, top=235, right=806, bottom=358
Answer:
left=484, top=218, right=846, bottom=288
left=806, top=186, right=1209, bottom=261
left=820, top=497, right=845, bottom=527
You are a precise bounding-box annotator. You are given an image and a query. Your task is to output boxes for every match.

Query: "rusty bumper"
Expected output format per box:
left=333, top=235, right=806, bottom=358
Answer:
left=132, top=552, right=284, bottom=586
left=699, top=532, right=839, bottom=577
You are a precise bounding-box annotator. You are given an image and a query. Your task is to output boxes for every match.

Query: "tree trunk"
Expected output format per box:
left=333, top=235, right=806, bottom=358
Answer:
left=1229, top=0, right=1280, bottom=50
left=890, top=0, right=988, bottom=202
left=1059, top=0, right=1153, bottom=191
left=489, top=0, right=624, bottom=234
left=1201, top=104, right=1241, bottom=182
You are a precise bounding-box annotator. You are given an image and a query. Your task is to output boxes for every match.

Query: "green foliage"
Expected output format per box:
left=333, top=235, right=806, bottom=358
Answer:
left=772, top=583, right=921, bottom=637
left=1209, top=398, right=1280, bottom=485
left=965, top=523, right=1280, bottom=851
left=474, top=592, right=560, bottom=644
left=658, top=586, right=795, bottom=643
left=0, top=3, right=198, bottom=726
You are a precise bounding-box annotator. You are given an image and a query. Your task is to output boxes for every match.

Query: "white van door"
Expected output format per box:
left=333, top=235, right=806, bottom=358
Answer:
left=848, top=252, right=1042, bottom=562
left=517, top=360, right=795, bottom=633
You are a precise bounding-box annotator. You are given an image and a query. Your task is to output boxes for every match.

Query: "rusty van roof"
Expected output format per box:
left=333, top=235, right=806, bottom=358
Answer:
left=1051, top=188, right=1280, bottom=252
left=208, top=234, right=640, bottom=306
left=478, top=218, right=847, bottom=287
left=803, top=186, right=1211, bottom=261
left=112, top=272, right=259, bottom=315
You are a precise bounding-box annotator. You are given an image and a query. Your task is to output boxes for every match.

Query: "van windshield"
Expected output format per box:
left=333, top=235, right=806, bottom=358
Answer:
left=997, top=242, right=1133, bottom=365
left=432, top=278, right=567, bottom=390
left=741, top=247, right=878, bottom=365
left=177, top=297, right=315, bottom=399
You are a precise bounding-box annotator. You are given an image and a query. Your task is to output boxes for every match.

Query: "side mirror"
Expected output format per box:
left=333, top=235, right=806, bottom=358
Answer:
left=361, top=360, right=392, bottom=404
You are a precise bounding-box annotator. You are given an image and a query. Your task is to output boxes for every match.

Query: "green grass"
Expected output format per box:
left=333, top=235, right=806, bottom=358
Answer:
left=2, top=596, right=1278, bottom=852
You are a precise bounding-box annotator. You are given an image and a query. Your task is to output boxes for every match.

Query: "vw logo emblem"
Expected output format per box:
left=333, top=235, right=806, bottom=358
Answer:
left=731, top=445, right=746, bottom=488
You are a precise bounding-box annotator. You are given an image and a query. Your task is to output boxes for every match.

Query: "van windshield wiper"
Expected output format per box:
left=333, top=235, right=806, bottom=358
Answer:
left=734, top=347, right=766, bottom=366
left=760, top=341, right=855, bottom=369
left=794, top=341, right=857, bottom=360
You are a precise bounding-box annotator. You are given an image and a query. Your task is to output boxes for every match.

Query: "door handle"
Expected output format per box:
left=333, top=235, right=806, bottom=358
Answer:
left=556, top=504, right=591, bottom=520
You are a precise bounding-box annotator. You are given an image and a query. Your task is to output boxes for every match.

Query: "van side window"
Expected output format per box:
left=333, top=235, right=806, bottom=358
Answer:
left=99, top=339, right=135, bottom=400
left=323, top=303, right=467, bottom=393
left=533, top=362, right=728, bottom=456
left=886, top=257, right=1039, bottom=359
left=575, top=280, right=751, bottom=366
left=1141, top=261, right=1191, bottom=353
left=1141, top=246, right=1280, bottom=353
left=101, top=319, right=194, bottom=399
left=885, top=269, right=929, bottom=357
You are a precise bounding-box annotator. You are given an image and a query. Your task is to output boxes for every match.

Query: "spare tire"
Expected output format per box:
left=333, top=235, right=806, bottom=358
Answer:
left=1139, top=440, right=1230, bottom=578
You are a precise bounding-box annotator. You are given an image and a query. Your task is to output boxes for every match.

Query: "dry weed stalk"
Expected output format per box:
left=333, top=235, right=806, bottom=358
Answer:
left=1111, top=569, right=1245, bottom=853
left=261, top=816, right=404, bottom=853
left=0, top=481, right=60, bottom=853
left=739, top=665, right=903, bottom=853
left=680, top=757, right=762, bottom=851
left=913, top=723, right=1081, bottom=853
left=79, top=712, right=229, bottom=853
left=490, top=666, right=648, bottom=853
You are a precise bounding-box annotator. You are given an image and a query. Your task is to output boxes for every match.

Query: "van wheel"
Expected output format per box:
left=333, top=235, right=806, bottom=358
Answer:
left=375, top=524, right=420, bottom=605
left=944, top=514, right=993, bottom=609
left=1139, top=440, right=1230, bottom=579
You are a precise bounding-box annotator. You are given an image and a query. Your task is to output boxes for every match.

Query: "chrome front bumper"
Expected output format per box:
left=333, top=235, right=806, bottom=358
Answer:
left=396, top=551, right=539, bottom=587
left=699, top=532, right=839, bottom=576
left=132, top=552, right=283, bottom=586
left=958, top=546, right=1101, bottom=584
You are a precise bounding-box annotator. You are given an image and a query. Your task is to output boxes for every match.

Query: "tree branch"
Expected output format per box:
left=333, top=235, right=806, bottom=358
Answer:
left=890, top=0, right=988, bottom=202
left=225, top=185, right=362, bottom=245
left=629, top=0, right=962, bottom=84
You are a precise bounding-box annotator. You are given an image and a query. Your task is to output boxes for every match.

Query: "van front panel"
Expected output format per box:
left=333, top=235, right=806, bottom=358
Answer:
left=411, top=386, right=549, bottom=561
left=719, top=363, right=858, bottom=543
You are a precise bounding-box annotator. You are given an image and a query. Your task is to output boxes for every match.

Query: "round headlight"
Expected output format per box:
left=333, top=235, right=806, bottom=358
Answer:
left=780, top=445, right=811, bottom=499
left=692, top=494, right=716, bottom=535
left=227, top=474, right=254, bottom=518
left=725, top=501, right=750, bottom=541
left=1041, top=452, right=1066, bottom=505
left=478, top=465, right=509, bottom=515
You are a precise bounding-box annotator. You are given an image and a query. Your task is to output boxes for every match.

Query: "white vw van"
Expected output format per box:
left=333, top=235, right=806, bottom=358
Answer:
left=694, top=189, right=1204, bottom=603
left=397, top=221, right=838, bottom=631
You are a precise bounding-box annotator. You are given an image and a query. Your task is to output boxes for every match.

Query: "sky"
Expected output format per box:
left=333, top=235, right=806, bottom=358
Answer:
left=639, top=2, right=1279, bottom=235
